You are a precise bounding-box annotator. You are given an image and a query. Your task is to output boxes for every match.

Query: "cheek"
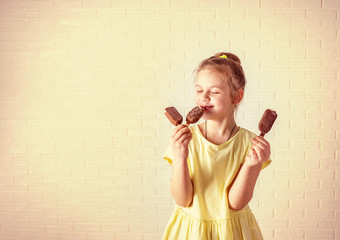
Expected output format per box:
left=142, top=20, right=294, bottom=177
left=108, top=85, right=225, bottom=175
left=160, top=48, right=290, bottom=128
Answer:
left=194, top=94, right=200, bottom=104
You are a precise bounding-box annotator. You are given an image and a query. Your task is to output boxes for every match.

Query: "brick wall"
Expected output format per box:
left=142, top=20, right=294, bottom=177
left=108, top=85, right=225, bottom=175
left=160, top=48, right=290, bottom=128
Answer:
left=0, top=0, right=339, bottom=239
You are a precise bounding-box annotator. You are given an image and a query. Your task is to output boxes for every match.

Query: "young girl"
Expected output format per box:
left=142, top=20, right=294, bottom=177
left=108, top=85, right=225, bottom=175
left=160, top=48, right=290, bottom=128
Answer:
left=163, top=52, right=271, bottom=239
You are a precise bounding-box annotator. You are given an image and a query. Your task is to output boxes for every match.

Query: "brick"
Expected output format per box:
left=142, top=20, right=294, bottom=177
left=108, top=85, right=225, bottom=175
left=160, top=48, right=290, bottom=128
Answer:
left=306, top=170, right=335, bottom=179
left=246, top=9, right=275, bottom=18
left=231, top=19, right=260, bottom=29
left=25, top=0, right=53, bottom=9
left=319, top=219, right=340, bottom=229
left=290, top=218, right=319, bottom=229
left=114, top=233, right=144, bottom=240
left=261, top=40, right=291, bottom=50
left=83, top=0, right=112, bottom=8
left=276, top=9, right=306, bottom=19
left=54, top=19, right=83, bottom=29
left=215, top=9, right=245, bottom=19
left=275, top=169, right=305, bottom=180
left=201, top=0, right=230, bottom=9
left=155, top=9, right=185, bottom=19
left=276, top=30, right=306, bottom=40
left=185, top=30, right=215, bottom=40
left=320, top=180, right=340, bottom=190
left=88, top=233, right=116, bottom=240
left=231, top=40, right=260, bottom=50
left=306, top=190, right=335, bottom=199
left=307, top=109, right=336, bottom=120
left=305, top=229, right=335, bottom=239
left=262, top=19, right=291, bottom=29
left=171, top=0, right=200, bottom=9
left=186, top=10, right=215, bottom=20
left=59, top=233, right=87, bottom=240
left=290, top=199, right=320, bottom=209
left=292, top=19, right=321, bottom=29
left=307, top=9, right=337, bottom=20
left=323, top=0, right=340, bottom=9
left=292, top=40, right=321, bottom=50
left=262, top=0, right=291, bottom=8
left=40, top=10, right=68, bottom=19
left=0, top=1, right=26, bottom=9
left=260, top=218, right=289, bottom=228
left=275, top=229, right=304, bottom=238
left=275, top=189, right=304, bottom=199
left=292, top=60, right=321, bottom=69
left=53, top=0, right=82, bottom=9
left=246, top=30, right=275, bottom=40
left=130, top=223, right=158, bottom=233
left=84, top=19, right=112, bottom=29
left=231, top=0, right=260, bottom=8
left=292, top=0, right=322, bottom=9
left=142, top=0, right=170, bottom=8
left=293, top=157, right=322, bottom=169
left=171, top=20, right=200, bottom=30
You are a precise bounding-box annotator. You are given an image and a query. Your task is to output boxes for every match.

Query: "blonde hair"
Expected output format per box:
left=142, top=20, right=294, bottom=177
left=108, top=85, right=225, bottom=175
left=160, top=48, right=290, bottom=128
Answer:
left=195, top=52, right=246, bottom=105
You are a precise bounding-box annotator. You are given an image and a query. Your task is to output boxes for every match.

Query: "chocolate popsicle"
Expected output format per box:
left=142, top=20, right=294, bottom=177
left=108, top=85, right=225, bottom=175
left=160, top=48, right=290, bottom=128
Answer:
left=164, top=107, right=183, bottom=126
left=259, top=109, right=277, bottom=137
left=186, top=106, right=205, bottom=125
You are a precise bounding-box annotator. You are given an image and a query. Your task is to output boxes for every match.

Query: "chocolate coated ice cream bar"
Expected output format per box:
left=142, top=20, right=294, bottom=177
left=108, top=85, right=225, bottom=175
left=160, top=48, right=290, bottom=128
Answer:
left=259, top=109, right=277, bottom=137
left=164, top=107, right=183, bottom=126
left=186, top=106, right=204, bottom=124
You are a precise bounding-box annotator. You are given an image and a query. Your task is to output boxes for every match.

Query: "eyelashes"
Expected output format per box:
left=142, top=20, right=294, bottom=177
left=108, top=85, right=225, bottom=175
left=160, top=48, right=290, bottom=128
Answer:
left=196, top=90, right=220, bottom=95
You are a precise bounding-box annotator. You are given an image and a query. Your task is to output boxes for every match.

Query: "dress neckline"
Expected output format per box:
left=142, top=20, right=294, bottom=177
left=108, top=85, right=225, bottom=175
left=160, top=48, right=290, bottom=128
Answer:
left=194, top=124, right=242, bottom=149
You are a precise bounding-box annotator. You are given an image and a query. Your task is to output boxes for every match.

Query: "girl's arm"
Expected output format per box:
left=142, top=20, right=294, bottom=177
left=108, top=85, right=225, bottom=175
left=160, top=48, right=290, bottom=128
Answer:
left=228, top=136, right=271, bottom=210
left=169, top=125, right=194, bottom=207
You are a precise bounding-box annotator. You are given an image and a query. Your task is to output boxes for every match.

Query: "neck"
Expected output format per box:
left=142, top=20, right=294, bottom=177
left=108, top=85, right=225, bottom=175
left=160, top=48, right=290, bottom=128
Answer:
left=208, top=118, right=236, bottom=137
left=203, top=117, right=238, bottom=144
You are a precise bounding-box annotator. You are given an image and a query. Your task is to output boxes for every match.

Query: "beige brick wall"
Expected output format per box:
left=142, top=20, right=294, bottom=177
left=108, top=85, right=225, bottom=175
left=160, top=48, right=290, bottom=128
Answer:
left=0, top=0, right=339, bottom=239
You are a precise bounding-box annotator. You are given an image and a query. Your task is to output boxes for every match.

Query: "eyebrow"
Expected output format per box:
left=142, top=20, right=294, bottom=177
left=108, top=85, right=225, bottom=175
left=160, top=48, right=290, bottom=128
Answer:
left=195, top=84, right=223, bottom=89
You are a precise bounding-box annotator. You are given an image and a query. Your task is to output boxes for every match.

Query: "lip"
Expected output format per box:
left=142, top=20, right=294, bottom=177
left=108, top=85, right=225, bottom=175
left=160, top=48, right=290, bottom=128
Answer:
left=201, top=105, right=213, bottom=111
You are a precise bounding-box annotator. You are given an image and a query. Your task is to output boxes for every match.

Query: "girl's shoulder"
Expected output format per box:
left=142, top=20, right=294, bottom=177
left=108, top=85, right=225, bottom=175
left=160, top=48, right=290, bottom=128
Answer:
left=232, top=127, right=257, bottom=146
left=238, top=127, right=257, bottom=139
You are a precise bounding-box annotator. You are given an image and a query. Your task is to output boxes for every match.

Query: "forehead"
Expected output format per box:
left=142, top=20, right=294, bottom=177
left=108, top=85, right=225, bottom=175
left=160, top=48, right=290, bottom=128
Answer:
left=195, top=68, right=228, bottom=88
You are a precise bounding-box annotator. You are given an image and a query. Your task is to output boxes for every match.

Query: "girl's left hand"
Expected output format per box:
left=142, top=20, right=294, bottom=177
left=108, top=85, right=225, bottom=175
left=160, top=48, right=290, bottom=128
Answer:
left=245, top=136, right=271, bottom=167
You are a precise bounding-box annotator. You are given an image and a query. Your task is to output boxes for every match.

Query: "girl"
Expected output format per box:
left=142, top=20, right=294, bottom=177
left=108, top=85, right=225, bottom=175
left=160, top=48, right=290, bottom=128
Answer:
left=163, top=52, right=271, bottom=239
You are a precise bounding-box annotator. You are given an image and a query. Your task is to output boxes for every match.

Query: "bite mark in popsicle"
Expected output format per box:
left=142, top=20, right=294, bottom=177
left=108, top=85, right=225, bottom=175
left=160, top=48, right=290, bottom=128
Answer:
left=186, top=106, right=205, bottom=125
left=258, top=109, right=277, bottom=137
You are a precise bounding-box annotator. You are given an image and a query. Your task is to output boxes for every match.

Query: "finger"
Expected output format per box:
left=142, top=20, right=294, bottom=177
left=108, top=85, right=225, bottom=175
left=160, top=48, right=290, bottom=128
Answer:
left=178, top=131, right=192, bottom=144
left=172, top=124, right=190, bottom=138
left=252, top=138, right=270, bottom=153
left=183, top=135, right=192, bottom=145
left=252, top=145, right=265, bottom=161
left=250, top=148, right=259, bottom=161
left=254, top=137, right=271, bottom=154
left=253, top=143, right=271, bottom=162
left=253, top=136, right=269, bottom=147
left=172, top=126, right=191, bottom=141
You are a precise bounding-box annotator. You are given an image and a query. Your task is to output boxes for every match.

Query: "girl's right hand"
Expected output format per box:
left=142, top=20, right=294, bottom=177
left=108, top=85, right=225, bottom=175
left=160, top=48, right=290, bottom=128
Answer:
left=169, top=124, right=192, bottom=162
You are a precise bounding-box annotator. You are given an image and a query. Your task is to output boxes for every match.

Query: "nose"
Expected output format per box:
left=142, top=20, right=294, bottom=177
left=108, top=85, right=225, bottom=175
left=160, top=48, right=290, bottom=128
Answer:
left=200, top=91, right=210, bottom=103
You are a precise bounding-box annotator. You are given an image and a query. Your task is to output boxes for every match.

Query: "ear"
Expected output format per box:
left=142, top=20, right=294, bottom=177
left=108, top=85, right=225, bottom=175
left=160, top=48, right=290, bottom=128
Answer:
left=233, top=89, right=244, bottom=105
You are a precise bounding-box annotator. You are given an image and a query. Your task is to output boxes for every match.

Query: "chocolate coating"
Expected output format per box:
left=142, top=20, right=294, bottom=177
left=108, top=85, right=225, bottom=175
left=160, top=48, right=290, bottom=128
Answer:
left=186, top=106, right=204, bottom=124
left=259, top=109, right=277, bottom=136
left=164, top=107, right=183, bottom=126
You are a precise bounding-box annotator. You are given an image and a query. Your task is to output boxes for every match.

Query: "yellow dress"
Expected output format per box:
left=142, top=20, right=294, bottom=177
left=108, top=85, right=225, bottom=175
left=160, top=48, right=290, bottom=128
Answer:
left=163, top=125, right=271, bottom=240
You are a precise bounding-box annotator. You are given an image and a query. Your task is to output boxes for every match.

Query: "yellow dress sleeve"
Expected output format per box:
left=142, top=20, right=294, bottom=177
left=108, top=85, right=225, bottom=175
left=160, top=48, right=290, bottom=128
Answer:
left=163, top=145, right=174, bottom=165
left=261, top=158, right=271, bottom=170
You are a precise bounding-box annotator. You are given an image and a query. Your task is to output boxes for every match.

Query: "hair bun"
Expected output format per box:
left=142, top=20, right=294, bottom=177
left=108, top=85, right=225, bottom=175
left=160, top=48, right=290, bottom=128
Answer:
left=215, top=52, right=241, bottom=65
